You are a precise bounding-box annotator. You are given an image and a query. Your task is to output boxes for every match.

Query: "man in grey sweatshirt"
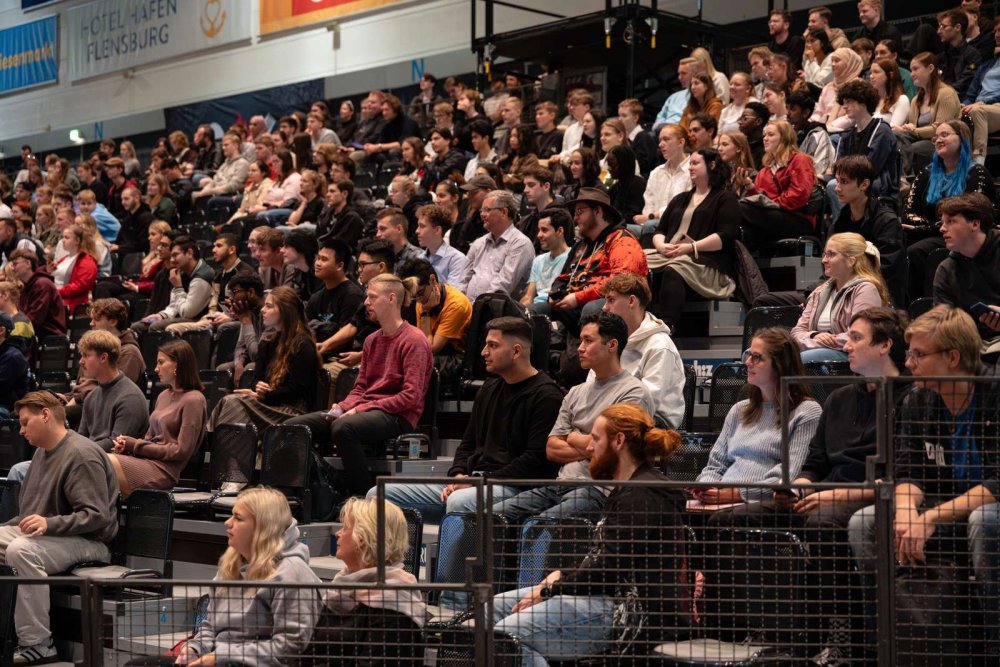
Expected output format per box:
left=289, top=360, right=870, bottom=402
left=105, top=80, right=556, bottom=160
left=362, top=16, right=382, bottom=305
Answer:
left=0, top=391, right=118, bottom=665
left=5, top=330, right=148, bottom=484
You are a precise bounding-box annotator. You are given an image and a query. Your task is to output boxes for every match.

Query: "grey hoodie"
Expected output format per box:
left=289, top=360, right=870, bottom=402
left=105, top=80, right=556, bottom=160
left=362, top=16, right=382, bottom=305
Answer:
left=186, top=520, right=322, bottom=666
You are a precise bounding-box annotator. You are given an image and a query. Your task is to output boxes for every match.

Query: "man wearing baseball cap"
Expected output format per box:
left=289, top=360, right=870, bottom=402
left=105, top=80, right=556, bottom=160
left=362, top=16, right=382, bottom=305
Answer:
left=451, top=174, right=497, bottom=254
left=533, top=187, right=648, bottom=334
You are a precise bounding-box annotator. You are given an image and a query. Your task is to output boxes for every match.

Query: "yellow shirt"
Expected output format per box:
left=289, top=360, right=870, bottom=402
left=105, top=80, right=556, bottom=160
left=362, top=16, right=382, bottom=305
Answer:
left=416, top=284, right=472, bottom=353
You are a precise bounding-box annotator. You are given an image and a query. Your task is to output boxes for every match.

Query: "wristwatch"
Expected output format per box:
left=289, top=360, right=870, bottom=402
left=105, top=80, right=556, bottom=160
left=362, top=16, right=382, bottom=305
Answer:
left=540, top=582, right=555, bottom=599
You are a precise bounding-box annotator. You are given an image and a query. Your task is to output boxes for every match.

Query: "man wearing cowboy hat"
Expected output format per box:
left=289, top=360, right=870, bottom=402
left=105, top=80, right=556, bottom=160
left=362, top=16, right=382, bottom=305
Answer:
left=533, top=187, right=648, bottom=334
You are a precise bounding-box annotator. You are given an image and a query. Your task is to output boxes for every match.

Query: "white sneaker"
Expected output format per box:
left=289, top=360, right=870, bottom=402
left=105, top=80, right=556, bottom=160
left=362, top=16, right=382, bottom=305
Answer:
left=12, top=642, right=58, bottom=665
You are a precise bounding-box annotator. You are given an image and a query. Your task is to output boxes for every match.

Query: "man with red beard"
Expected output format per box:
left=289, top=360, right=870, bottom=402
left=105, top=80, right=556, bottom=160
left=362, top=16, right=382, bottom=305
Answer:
left=491, top=403, right=687, bottom=663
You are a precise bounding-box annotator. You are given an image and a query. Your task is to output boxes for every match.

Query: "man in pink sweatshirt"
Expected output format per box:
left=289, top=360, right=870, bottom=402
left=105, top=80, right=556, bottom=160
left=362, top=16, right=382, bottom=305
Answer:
left=288, top=273, right=432, bottom=494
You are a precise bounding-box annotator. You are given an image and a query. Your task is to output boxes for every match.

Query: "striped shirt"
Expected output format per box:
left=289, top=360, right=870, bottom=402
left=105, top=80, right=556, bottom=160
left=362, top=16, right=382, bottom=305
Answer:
left=697, top=399, right=822, bottom=501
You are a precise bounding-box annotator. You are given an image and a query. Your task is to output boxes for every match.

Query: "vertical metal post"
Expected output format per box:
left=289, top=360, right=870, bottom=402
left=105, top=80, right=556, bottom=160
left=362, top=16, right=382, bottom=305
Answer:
left=874, top=378, right=896, bottom=666
left=376, top=481, right=386, bottom=582
left=780, top=378, right=790, bottom=485
left=83, top=580, right=103, bottom=666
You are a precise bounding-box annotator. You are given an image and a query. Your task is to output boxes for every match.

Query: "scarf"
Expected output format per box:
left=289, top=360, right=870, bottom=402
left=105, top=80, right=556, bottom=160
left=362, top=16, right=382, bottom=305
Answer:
left=832, top=48, right=863, bottom=88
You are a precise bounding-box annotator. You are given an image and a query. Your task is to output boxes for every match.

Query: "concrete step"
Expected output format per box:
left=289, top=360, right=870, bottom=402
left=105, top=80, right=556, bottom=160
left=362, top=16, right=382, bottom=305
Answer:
left=675, top=301, right=745, bottom=338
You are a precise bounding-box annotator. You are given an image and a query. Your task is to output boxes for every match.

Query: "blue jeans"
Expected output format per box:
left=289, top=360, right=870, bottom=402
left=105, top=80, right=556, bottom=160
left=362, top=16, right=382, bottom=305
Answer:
left=493, top=485, right=606, bottom=522
left=365, top=482, right=523, bottom=524
left=204, top=195, right=238, bottom=220
left=800, top=347, right=849, bottom=363
left=625, top=219, right=659, bottom=240
left=259, top=208, right=293, bottom=226
left=849, top=502, right=1000, bottom=643
left=493, top=585, right=615, bottom=666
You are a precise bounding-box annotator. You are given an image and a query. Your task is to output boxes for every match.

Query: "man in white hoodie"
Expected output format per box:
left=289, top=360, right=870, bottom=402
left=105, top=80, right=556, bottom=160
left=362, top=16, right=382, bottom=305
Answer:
left=599, top=272, right=686, bottom=428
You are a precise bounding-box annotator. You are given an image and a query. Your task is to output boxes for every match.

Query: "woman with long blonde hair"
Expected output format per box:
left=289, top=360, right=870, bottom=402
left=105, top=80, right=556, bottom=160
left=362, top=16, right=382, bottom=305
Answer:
left=144, top=173, right=176, bottom=224
left=691, top=46, right=730, bottom=104
left=740, top=120, right=817, bottom=249
left=53, top=224, right=99, bottom=312
left=119, top=140, right=142, bottom=179
left=208, top=285, right=321, bottom=432
left=148, top=487, right=321, bottom=667
left=791, top=232, right=889, bottom=362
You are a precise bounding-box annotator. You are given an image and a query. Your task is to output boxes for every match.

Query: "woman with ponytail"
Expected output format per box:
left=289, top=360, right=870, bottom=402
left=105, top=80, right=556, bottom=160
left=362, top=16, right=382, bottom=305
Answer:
left=492, top=403, right=687, bottom=663
left=791, top=232, right=889, bottom=362
left=209, top=285, right=321, bottom=432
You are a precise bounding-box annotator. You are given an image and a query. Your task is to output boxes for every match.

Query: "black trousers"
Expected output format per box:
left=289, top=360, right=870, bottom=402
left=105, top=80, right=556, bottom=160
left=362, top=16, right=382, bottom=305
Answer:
left=739, top=204, right=814, bottom=251
left=285, top=409, right=411, bottom=495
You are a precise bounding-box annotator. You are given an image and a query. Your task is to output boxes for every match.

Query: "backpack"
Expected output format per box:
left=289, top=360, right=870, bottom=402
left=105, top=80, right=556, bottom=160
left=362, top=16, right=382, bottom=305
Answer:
left=462, top=291, right=529, bottom=381
left=732, top=240, right=771, bottom=308
left=309, top=449, right=350, bottom=522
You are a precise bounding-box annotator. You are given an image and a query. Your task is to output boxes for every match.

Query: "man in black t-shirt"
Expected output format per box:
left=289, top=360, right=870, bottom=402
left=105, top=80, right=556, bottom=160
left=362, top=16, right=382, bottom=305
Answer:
left=768, top=9, right=805, bottom=70
left=315, top=239, right=394, bottom=379
left=307, top=238, right=364, bottom=347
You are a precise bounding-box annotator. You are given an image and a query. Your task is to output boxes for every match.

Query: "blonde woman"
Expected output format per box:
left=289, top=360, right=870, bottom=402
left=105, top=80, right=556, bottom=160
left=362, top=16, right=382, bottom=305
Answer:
left=308, top=497, right=429, bottom=662
left=144, top=174, right=176, bottom=224
left=228, top=159, right=275, bottom=223
left=718, top=72, right=756, bottom=134
left=53, top=224, right=98, bottom=312
left=691, top=46, right=730, bottom=104
left=119, top=140, right=142, bottom=180
left=791, top=232, right=889, bottom=362
left=740, top=120, right=817, bottom=249
left=132, top=488, right=322, bottom=666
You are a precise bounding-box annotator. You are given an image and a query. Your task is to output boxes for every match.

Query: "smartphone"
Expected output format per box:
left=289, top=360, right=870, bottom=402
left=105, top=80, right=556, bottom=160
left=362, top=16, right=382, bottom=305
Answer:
left=969, top=302, right=997, bottom=318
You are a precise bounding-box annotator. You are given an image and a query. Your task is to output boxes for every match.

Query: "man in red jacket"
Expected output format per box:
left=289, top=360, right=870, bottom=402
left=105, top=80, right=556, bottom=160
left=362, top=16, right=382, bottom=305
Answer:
left=534, top=188, right=648, bottom=335
left=8, top=249, right=66, bottom=338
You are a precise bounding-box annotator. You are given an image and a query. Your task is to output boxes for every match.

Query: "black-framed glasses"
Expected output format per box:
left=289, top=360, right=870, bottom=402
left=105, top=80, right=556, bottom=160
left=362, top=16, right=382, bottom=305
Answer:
left=357, top=260, right=380, bottom=267
left=742, top=351, right=768, bottom=365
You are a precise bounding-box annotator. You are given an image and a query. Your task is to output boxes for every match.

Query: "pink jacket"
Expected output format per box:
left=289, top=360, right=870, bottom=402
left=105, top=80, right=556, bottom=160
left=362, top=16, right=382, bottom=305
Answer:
left=791, top=279, right=883, bottom=350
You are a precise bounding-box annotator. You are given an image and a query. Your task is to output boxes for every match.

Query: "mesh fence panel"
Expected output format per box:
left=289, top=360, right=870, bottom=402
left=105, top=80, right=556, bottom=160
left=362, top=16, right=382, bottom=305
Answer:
left=5, top=375, right=1000, bottom=664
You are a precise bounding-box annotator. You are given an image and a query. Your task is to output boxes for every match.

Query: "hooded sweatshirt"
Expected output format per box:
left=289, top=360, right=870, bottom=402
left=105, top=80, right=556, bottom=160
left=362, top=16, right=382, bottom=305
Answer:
left=185, top=520, right=323, bottom=666
left=791, top=278, right=883, bottom=350
left=18, top=267, right=66, bottom=338
left=327, top=563, right=429, bottom=628
left=587, top=311, right=685, bottom=428
left=933, top=229, right=1000, bottom=346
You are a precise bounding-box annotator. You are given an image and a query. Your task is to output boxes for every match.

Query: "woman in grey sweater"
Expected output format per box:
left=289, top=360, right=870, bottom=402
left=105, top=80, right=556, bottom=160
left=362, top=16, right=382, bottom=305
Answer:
left=696, top=327, right=822, bottom=504
left=127, top=488, right=322, bottom=666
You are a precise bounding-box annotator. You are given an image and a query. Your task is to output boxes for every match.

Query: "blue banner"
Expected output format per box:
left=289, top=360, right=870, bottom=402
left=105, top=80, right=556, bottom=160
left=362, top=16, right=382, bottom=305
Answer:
left=0, top=16, right=58, bottom=95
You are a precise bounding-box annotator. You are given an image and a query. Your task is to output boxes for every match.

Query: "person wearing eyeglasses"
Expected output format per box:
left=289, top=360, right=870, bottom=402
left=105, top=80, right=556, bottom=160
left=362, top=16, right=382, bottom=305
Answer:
left=848, top=304, right=1000, bottom=656
left=791, top=232, right=889, bottom=363
left=695, top=327, right=822, bottom=508
left=903, top=119, right=995, bottom=302
left=453, top=190, right=534, bottom=302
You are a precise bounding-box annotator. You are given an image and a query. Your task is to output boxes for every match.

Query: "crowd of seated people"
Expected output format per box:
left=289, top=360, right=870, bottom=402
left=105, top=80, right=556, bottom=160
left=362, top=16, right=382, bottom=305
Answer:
left=6, top=2, right=1000, bottom=663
